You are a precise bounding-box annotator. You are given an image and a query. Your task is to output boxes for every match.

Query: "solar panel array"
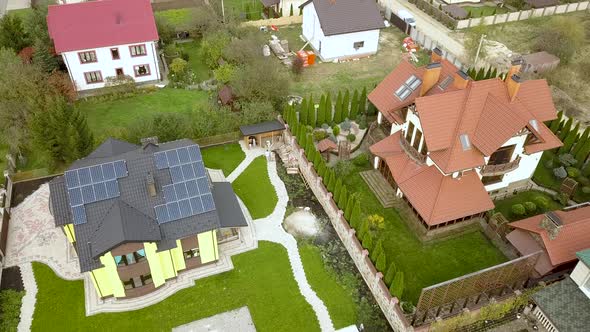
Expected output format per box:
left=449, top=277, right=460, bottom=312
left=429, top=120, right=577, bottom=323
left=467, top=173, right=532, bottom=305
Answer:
left=153, top=145, right=215, bottom=224
left=65, top=160, right=128, bottom=225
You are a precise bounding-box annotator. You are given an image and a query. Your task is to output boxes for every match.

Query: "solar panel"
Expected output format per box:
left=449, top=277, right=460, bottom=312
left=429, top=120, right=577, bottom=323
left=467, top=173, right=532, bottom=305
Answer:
left=105, top=180, right=120, bottom=198
left=102, top=163, right=116, bottom=180
left=78, top=168, right=92, bottom=186
left=114, top=160, right=127, bottom=178
left=65, top=171, right=79, bottom=188
left=90, top=165, right=103, bottom=182
left=81, top=185, right=96, bottom=203
left=152, top=144, right=216, bottom=224
left=94, top=182, right=108, bottom=201
left=72, top=205, right=87, bottom=225
left=68, top=188, right=83, bottom=206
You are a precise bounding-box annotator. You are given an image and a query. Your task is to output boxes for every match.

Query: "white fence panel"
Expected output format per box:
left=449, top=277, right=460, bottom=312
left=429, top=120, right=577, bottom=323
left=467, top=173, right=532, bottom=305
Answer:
left=555, top=4, right=568, bottom=13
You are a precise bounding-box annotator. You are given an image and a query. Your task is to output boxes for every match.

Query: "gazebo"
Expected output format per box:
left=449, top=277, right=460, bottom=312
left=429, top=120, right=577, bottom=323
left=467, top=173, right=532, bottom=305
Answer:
left=317, top=138, right=337, bottom=161
left=240, top=120, right=286, bottom=149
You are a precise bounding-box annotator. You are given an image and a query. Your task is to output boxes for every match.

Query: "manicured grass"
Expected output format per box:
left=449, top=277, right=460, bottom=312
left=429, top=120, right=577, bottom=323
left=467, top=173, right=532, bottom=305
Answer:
left=337, top=163, right=507, bottom=304
left=176, top=41, right=210, bottom=81
left=76, top=88, right=208, bottom=135
left=31, top=242, right=320, bottom=332
left=461, top=5, right=509, bottom=17
left=154, top=8, right=193, bottom=29
left=493, top=190, right=563, bottom=221
left=225, top=0, right=264, bottom=20
left=299, top=243, right=357, bottom=329
left=202, top=143, right=245, bottom=176
left=232, top=156, right=277, bottom=219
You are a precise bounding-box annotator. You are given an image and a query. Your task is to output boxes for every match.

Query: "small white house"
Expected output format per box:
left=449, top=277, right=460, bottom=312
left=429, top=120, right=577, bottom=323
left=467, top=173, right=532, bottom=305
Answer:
left=300, top=0, right=385, bottom=62
left=47, top=0, right=161, bottom=92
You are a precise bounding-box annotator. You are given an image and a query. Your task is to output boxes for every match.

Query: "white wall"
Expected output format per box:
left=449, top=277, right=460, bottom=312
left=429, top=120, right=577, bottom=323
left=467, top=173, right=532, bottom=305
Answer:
left=5, top=0, right=30, bottom=10
left=479, top=135, right=542, bottom=192
left=302, top=3, right=381, bottom=61
left=62, top=41, right=160, bottom=91
left=280, top=0, right=303, bottom=16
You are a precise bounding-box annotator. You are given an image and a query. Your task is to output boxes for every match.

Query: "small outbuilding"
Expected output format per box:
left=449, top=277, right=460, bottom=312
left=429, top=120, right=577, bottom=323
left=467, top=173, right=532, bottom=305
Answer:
left=240, top=120, right=286, bottom=149
left=218, top=85, right=235, bottom=107
left=300, top=0, right=385, bottom=61
left=317, top=138, right=337, bottom=161
left=521, top=51, right=560, bottom=73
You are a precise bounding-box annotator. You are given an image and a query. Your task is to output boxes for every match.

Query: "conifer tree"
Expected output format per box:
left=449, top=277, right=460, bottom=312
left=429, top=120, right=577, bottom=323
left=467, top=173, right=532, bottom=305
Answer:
left=559, top=118, right=573, bottom=141
left=334, top=178, right=343, bottom=202
left=549, top=111, right=563, bottom=133
left=350, top=200, right=362, bottom=229
left=313, top=149, right=322, bottom=169
left=317, top=161, right=327, bottom=179
left=370, top=238, right=384, bottom=261
left=289, top=3, right=294, bottom=16
left=342, top=89, right=350, bottom=119
left=390, top=272, right=405, bottom=299
left=484, top=66, right=492, bottom=79
left=334, top=91, right=343, bottom=123
left=338, top=186, right=348, bottom=210
left=317, top=95, right=326, bottom=125
left=325, top=92, right=333, bottom=123
left=560, top=121, right=579, bottom=154
left=299, top=98, right=309, bottom=125
left=71, top=108, right=94, bottom=158
left=344, top=194, right=355, bottom=220
left=359, top=87, right=367, bottom=115
left=33, top=38, right=59, bottom=73
left=362, top=232, right=373, bottom=250
left=308, top=95, right=316, bottom=128
left=350, top=90, right=359, bottom=120
left=327, top=170, right=336, bottom=192
left=376, top=252, right=387, bottom=272
left=575, top=140, right=590, bottom=168
left=384, top=262, right=397, bottom=286
left=572, top=127, right=590, bottom=156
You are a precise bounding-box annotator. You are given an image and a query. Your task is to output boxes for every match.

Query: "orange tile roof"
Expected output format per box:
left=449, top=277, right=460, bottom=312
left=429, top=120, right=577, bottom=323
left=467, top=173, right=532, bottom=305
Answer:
left=370, top=132, right=493, bottom=226
left=317, top=138, right=337, bottom=152
left=370, top=61, right=561, bottom=174
left=509, top=206, right=590, bottom=267
left=368, top=59, right=458, bottom=124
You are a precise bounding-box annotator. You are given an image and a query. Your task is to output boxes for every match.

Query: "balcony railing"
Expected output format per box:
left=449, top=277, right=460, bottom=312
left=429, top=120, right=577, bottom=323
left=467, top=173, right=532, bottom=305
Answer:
left=117, top=259, right=150, bottom=281
left=399, top=136, right=426, bottom=164
left=481, top=156, right=521, bottom=176
left=124, top=282, right=156, bottom=298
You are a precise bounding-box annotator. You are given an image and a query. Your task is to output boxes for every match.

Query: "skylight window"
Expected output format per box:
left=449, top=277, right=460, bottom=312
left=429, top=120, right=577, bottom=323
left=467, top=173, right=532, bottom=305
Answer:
left=438, top=75, right=454, bottom=90
left=459, top=134, right=471, bottom=151
left=529, top=119, right=539, bottom=131
left=394, top=75, right=422, bottom=101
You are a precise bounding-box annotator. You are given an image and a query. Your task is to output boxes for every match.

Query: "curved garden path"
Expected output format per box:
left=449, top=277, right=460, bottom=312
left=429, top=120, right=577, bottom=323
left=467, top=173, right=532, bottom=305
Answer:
left=228, top=141, right=335, bottom=332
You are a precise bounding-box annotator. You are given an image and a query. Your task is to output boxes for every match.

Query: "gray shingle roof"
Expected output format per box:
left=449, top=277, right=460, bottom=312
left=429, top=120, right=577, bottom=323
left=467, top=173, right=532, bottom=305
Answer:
left=260, top=0, right=280, bottom=7
left=212, top=182, right=248, bottom=228
left=49, top=138, right=231, bottom=272
left=300, top=0, right=385, bottom=36
left=239, top=120, right=285, bottom=136
left=532, top=277, right=590, bottom=331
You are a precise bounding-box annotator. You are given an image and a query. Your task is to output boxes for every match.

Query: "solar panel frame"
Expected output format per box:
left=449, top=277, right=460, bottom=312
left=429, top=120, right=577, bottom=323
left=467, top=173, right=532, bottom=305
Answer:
left=179, top=199, right=192, bottom=218
left=154, top=152, right=168, bottom=170
left=65, top=170, right=79, bottom=188
left=68, top=188, right=83, bottom=206
left=102, top=163, right=116, bottom=180
left=201, top=193, right=215, bottom=212
left=105, top=180, right=120, bottom=198
left=177, top=147, right=190, bottom=164
left=72, top=205, right=87, bottom=225
left=114, top=160, right=127, bottom=178
left=78, top=168, right=92, bottom=186
left=155, top=205, right=170, bottom=223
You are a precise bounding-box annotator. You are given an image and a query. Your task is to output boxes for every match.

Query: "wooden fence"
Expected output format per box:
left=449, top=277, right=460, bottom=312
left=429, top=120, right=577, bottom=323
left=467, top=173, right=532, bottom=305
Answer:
left=283, top=129, right=414, bottom=332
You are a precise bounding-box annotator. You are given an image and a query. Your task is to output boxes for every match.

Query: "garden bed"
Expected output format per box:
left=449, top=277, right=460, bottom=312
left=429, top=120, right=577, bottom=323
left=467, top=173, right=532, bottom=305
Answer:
left=492, top=190, right=564, bottom=222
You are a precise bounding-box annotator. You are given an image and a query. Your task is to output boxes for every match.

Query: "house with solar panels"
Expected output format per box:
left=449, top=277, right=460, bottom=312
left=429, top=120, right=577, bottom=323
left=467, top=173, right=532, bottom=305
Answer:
left=367, top=50, right=562, bottom=234
left=48, top=137, right=248, bottom=298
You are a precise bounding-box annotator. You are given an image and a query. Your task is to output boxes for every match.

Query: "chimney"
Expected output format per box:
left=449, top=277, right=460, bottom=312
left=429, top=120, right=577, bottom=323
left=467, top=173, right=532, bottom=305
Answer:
left=141, top=136, right=159, bottom=149
left=505, top=59, right=523, bottom=82
left=420, top=62, right=442, bottom=96
left=452, top=70, right=471, bottom=90
left=146, top=172, right=157, bottom=197
left=431, top=47, right=443, bottom=63
left=507, top=74, right=521, bottom=102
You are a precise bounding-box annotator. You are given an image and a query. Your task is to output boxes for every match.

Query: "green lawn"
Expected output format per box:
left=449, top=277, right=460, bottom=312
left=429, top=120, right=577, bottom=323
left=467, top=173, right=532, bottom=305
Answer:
left=493, top=190, right=563, bottom=221
left=232, top=156, right=277, bottom=219
left=32, top=242, right=319, bottom=332
left=76, top=88, right=208, bottom=135
left=154, top=8, right=193, bottom=29
left=299, top=243, right=357, bottom=329
left=176, top=41, right=210, bottom=81
left=202, top=143, right=245, bottom=176
left=461, top=5, right=509, bottom=17
left=337, top=163, right=507, bottom=304
left=225, top=0, right=265, bottom=20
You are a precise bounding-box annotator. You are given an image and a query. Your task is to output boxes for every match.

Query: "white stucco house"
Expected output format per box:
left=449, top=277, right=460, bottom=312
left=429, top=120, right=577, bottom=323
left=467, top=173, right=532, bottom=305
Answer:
left=368, top=52, right=562, bottom=232
left=300, top=0, right=385, bottom=62
left=47, top=0, right=161, bottom=92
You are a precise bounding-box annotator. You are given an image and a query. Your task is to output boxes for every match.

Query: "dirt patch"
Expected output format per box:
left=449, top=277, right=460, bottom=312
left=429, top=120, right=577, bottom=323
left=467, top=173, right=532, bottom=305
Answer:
left=550, top=86, right=590, bottom=126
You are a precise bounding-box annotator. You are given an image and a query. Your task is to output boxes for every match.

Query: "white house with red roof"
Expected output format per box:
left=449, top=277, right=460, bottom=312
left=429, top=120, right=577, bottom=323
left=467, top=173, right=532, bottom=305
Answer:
left=368, top=49, right=562, bottom=232
left=47, top=0, right=160, bottom=91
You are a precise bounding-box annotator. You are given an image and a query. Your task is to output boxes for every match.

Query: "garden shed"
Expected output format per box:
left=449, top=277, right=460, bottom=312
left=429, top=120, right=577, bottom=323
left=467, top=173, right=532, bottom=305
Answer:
left=240, top=120, right=286, bottom=149
left=522, top=52, right=560, bottom=73
left=317, top=138, right=337, bottom=161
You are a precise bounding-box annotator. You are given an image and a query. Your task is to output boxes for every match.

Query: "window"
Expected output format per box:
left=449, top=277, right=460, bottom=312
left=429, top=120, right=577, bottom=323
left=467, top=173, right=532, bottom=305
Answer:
left=406, top=122, right=415, bottom=142
left=133, top=64, right=150, bottom=77
left=129, top=44, right=147, bottom=57
left=123, top=274, right=152, bottom=289
left=420, top=141, right=428, bottom=155
left=353, top=41, right=364, bottom=50
left=115, top=249, right=146, bottom=266
left=115, top=68, right=124, bottom=76
left=488, top=145, right=515, bottom=165
left=413, top=129, right=422, bottom=151
left=78, top=51, right=97, bottom=63
left=459, top=134, right=471, bottom=151
left=84, top=71, right=103, bottom=84
left=183, top=248, right=200, bottom=259
left=111, top=48, right=120, bottom=60
left=481, top=175, right=503, bottom=186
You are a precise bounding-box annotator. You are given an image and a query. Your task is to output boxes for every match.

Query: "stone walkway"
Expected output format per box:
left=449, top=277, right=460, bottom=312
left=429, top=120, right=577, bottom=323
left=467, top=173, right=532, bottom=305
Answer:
left=172, top=306, right=256, bottom=332
left=228, top=142, right=335, bottom=332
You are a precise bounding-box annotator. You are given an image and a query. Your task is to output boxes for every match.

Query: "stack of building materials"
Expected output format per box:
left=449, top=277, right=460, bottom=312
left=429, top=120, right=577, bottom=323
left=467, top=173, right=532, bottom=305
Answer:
left=296, top=50, right=316, bottom=67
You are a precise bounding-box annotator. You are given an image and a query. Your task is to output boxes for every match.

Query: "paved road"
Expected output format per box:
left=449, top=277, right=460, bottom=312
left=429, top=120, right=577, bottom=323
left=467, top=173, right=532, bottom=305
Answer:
left=378, top=0, right=466, bottom=59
